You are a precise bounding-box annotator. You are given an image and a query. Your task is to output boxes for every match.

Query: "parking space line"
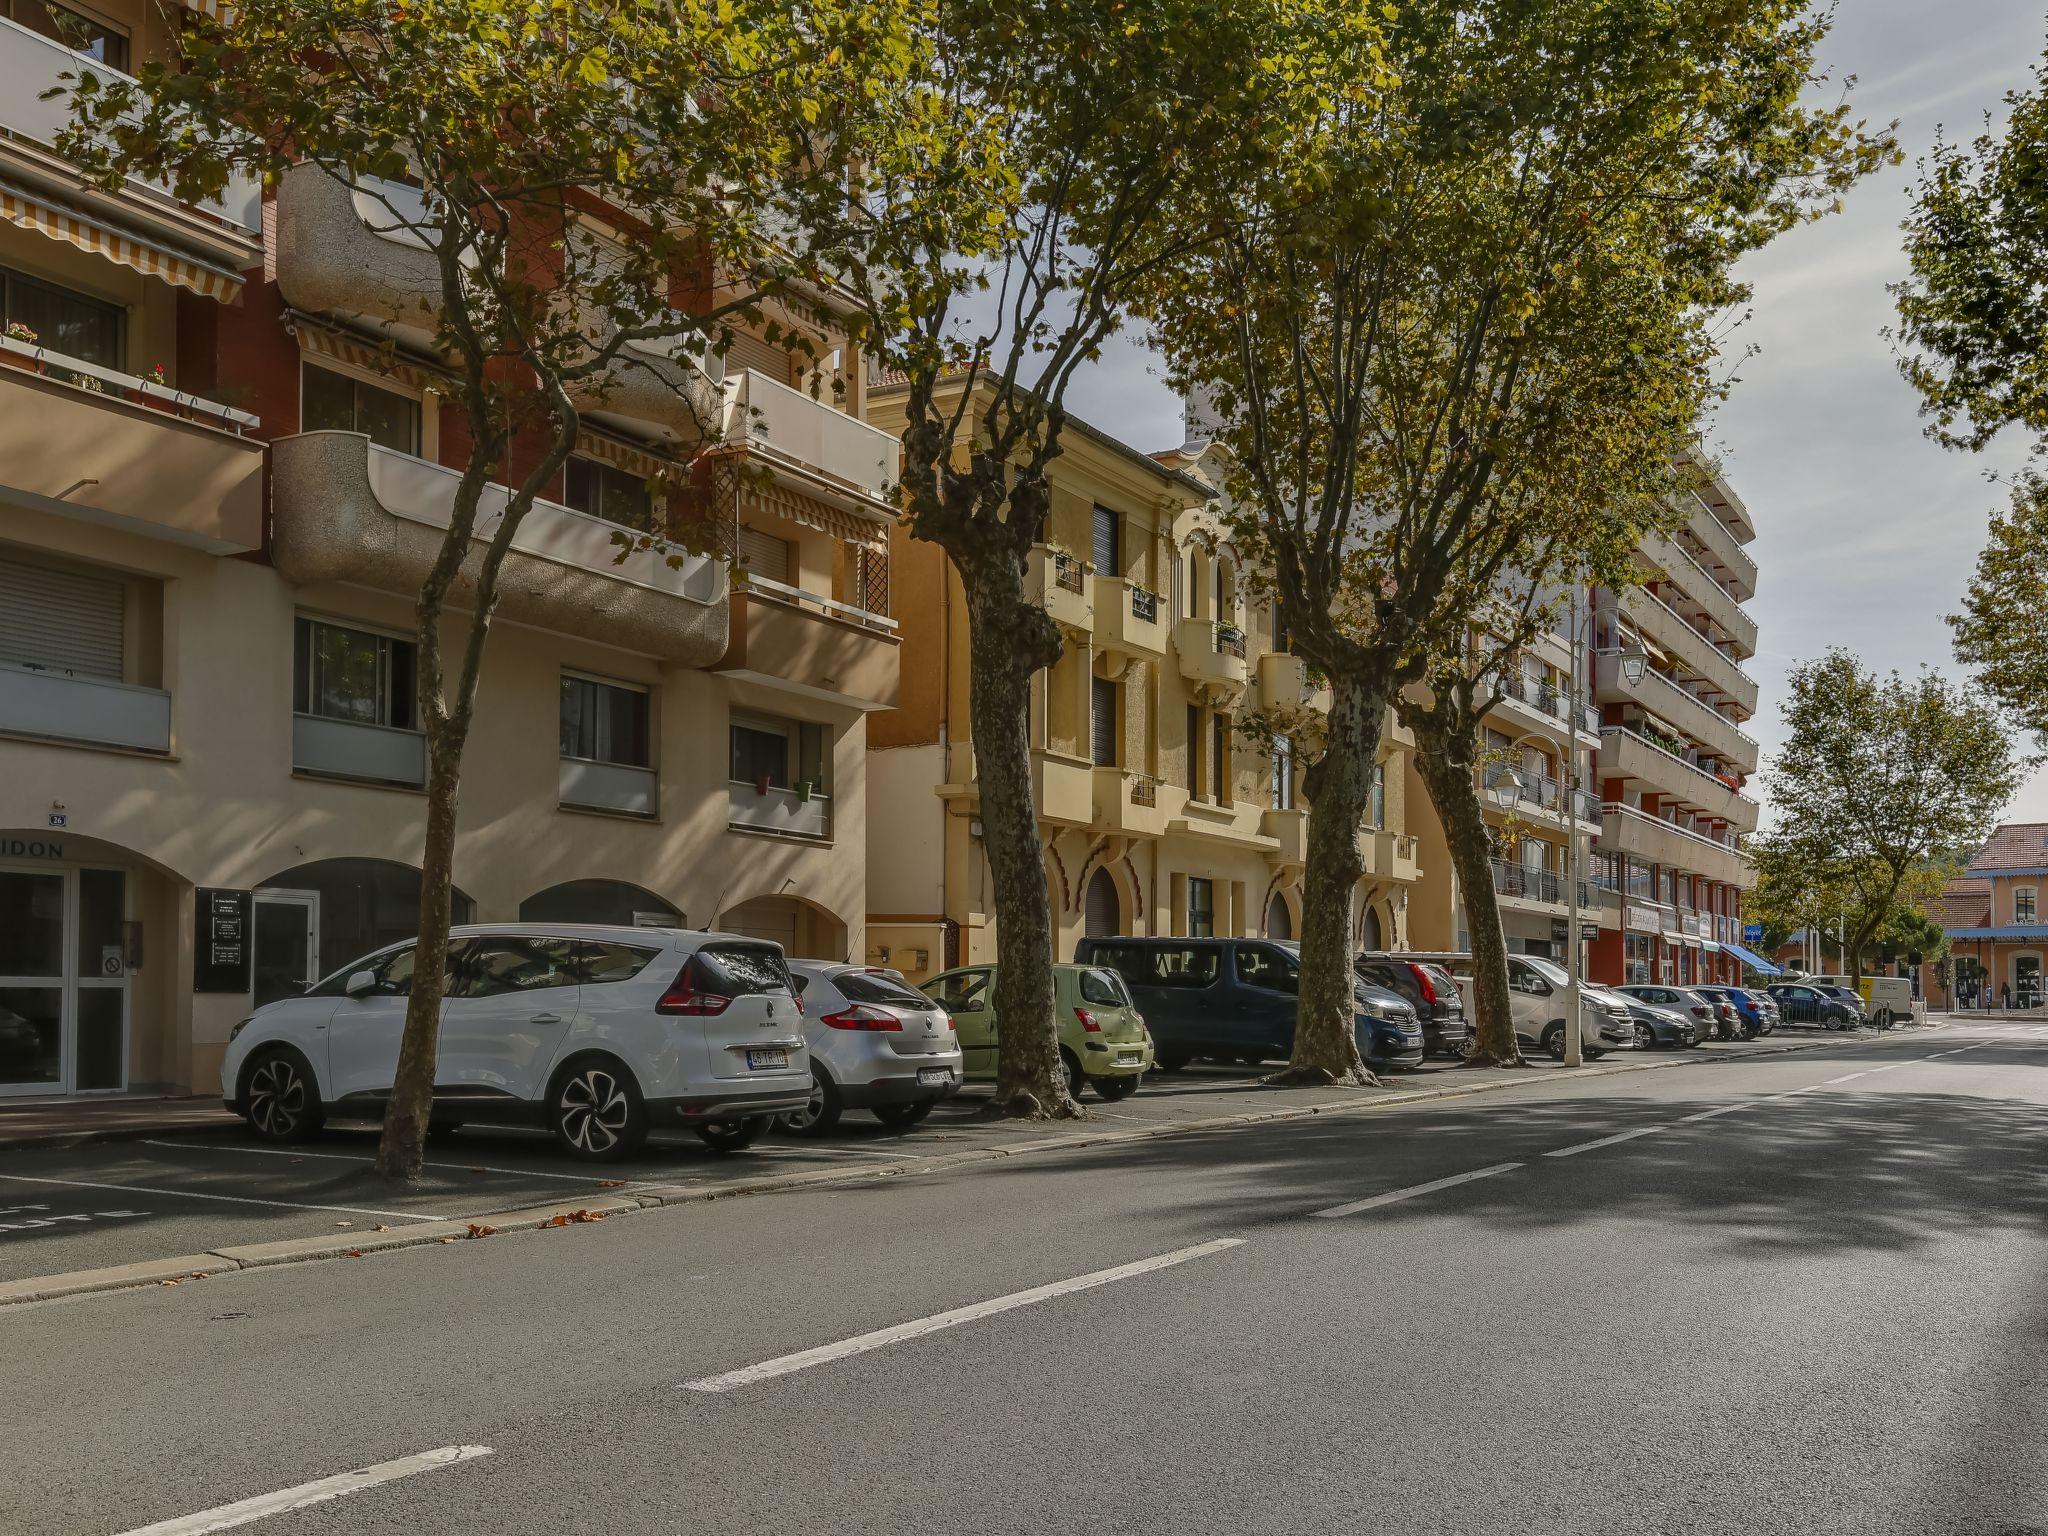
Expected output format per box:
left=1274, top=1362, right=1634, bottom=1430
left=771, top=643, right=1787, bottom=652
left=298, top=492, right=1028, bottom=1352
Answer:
left=115, top=1444, right=492, bottom=1535
left=0, top=1172, right=446, bottom=1223
left=1312, top=1162, right=1523, bottom=1219
left=681, top=1239, right=1246, bottom=1392
left=140, top=1140, right=681, bottom=1185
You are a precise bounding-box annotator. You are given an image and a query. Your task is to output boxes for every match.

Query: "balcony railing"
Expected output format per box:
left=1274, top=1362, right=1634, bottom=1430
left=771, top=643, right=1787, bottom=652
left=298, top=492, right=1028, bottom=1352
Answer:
left=1488, top=859, right=1595, bottom=909
left=1216, top=624, right=1247, bottom=660
left=1596, top=650, right=1759, bottom=755
left=720, top=368, right=900, bottom=504
left=1602, top=800, right=1746, bottom=856
left=1131, top=585, right=1160, bottom=623
left=1598, top=726, right=1760, bottom=817
left=0, top=664, right=169, bottom=753
left=559, top=757, right=657, bottom=817
left=1055, top=552, right=1086, bottom=593
left=1501, top=674, right=1599, bottom=734
left=749, top=573, right=896, bottom=632
left=0, top=336, right=257, bottom=433
left=292, top=714, right=425, bottom=786
left=727, top=780, right=830, bottom=840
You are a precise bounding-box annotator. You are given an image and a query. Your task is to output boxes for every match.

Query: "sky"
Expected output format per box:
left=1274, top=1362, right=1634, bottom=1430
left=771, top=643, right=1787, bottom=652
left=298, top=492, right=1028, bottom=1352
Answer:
left=1049, top=0, right=2048, bottom=828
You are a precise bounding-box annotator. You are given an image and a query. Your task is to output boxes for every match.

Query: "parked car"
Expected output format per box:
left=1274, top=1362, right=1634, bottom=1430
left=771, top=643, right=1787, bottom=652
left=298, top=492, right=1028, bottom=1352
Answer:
left=221, top=925, right=812, bottom=1160
left=1617, top=984, right=1728, bottom=1038
left=1445, top=953, right=1634, bottom=1060
left=1358, top=954, right=1472, bottom=1058
left=1693, top=984, right=1775, bottom=1038
left=778, top=962, right=963, bottom=1134
left=1767, top=982, right=1860, bottom=1029
left=1813, top=984, right=1870, bottom=1024
left=920, top=962, right=1155, bottom=1100
left=1614, top=995, right=1697, bottom=1050
left=1075, top=937, right=1424, bottom=1072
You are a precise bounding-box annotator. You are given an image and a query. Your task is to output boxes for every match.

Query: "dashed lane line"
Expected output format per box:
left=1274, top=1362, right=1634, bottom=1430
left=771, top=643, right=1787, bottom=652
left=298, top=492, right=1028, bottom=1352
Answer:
left=114, top=1445, right=492, bottom=1535
left=1312, top=1162, right=1524, bottom=1218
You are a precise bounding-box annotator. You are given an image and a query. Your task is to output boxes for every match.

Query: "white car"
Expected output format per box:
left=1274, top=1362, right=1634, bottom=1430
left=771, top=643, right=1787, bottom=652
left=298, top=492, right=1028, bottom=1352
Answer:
left=778, top=962, right=964, bottom=1134
left=220, top=924, right=812, bottom=1160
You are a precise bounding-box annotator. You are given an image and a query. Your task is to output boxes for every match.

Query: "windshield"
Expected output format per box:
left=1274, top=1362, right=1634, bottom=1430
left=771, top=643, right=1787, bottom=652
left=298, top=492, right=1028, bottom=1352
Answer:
left=1521, top=955, right=1571, bottom=988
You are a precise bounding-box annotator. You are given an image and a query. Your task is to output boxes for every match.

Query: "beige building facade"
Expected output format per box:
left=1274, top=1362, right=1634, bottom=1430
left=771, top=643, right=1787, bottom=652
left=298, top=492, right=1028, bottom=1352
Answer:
left=0, top=0, right=898, bottom=1098
left=865, top=391, right=1420, bottom=982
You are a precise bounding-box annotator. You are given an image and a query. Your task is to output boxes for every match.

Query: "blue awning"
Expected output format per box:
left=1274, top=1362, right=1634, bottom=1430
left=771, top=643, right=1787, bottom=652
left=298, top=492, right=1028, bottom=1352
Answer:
left=1942, top=926, right=2048, bottom=941
left=1721, top=941, right=1782, bottom=976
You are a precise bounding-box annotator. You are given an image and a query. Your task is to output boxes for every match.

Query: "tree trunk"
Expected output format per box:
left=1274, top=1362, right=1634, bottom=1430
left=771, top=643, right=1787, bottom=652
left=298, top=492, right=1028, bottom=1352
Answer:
left=1274, top=672, right=1382, bottom=1087
left=960, top=553, right=1074, bottom=1118
left=373, top=716, right=467, bottom=1178
left=1412, top=725, right=1523, bottom=1068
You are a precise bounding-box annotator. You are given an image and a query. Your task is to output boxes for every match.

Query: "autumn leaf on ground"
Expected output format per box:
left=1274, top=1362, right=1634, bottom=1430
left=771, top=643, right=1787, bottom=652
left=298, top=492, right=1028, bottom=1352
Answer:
left=547, top=1209, right=607, bottom=1227
left=595, top=1180, right=627, bottom=1189
left=346, top=1249, right=362, bottom=1258
left=465, top=1223, right=497, bottom=1239
left=372, top=1224, right=391, bottom=1232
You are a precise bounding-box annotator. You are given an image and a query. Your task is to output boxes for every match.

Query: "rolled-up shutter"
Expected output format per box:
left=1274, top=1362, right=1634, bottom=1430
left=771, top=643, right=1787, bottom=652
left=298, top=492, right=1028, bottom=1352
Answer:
left=737, top=524, right=791, bottom=585
left=1092, top=505, right=1120, bottom=579
left=0, top=559, right=124, bottom=678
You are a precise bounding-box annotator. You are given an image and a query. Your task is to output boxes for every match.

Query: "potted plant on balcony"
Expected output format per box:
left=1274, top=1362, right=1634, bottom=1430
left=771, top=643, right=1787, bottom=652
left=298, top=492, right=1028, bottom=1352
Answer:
left=1215, top=621, right=1246, bottom=657
left=1, top=322, right=42, bottom=375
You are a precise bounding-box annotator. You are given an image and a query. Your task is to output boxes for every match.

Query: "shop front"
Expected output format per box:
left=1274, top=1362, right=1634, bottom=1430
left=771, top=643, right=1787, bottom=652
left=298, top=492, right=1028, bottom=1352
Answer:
left=0, top=834, right=143, bottom=1097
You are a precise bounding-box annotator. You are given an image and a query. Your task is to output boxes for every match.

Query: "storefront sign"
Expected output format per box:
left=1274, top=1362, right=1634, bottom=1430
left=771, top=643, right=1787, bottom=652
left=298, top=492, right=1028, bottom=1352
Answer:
left=0, top=837, right=63, bottom=859
left=1743, top=923, right=1764, bottom=945
left=194, top=888, right=254, bottom=993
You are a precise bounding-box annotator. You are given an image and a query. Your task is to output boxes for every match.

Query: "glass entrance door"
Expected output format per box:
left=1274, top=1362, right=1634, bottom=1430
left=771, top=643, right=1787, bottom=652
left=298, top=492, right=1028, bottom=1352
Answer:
left=73, top=868, right=128, bottom=1092
left=253, top=890, right=319, bottom=1009
left=0, top=868, right=65, bottom=1095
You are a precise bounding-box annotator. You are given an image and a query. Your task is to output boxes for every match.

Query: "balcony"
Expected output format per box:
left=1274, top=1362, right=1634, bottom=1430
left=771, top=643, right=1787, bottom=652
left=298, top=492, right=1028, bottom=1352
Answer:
left=1494, top=674, right=1600, bottom=742
left=718, top=368, right=900, bottom=511
left=1607, top=587, right=1759, bottom=717
left=1377, top=831, right=1422, bottom=884
left=0, top=664, right=169, bottom=754
left=0, top=348, right=262, bottom=552
left=1174, top=617, right=1249, bottom=697
left=728, top=780, right=830, bottom=841
left=293, top=715, right=425, bottom=787
left=1600, top=801, right=1755, bottom=890
left=1593, top=651, right=1760, bottom=775
left=1093, top=577, right=1169, bottom=663
left=1092, top=767, right=1169, bottom=838
left=1680, top=493, right=1758, bottom=602
left=1255, top=652, right=1331, bottom=715
left=1639, top=529, right=1758, bottom=659
left=1026, top=545, right=1094, bottom=633
left=1262, top=806, right=1308, bottom=865
left=1033, top=749, right=1095, bottom=827
left=1480, top=762, right=1601, bottom=828
left=559, top=757, right=657, bottom=817
left=1597, top=727, right=1760, bottom=832
left=1382, top=707, right=1416, bottom=751
left=270, top=432, right=727, bottom=666
left=714, top=580, right=899, bottom=712
left=1488, top=860, right=1598, bottom=913
left=0, top=16, right=260, bottom=233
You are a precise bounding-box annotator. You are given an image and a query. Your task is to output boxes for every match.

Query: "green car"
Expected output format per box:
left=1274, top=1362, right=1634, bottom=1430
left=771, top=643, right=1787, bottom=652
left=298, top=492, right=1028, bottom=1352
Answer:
left=920, top=963, right=1155, bottom=1100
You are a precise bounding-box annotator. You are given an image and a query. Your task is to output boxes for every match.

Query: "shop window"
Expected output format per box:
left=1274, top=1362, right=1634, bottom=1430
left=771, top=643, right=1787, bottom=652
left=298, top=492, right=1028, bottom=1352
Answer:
left=563, top=455, right=652, bottom=530
left=559, top=673, right=650, bottom=768
left=301, top=362, right=421, bottom=455
left=294, top=616, right=417, bottom=730
left=1, top=262, right=122, bottom=369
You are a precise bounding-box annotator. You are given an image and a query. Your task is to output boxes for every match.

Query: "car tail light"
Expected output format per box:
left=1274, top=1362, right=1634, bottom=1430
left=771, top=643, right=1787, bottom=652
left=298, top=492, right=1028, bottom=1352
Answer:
left=656, top=962, right=730, bottom=1016
left=1407, top=963, right=1438, bottom=1005
left=1074, top=1007, right=1101, bottom=1032
left=821, top=1004, right=902, bottom=1032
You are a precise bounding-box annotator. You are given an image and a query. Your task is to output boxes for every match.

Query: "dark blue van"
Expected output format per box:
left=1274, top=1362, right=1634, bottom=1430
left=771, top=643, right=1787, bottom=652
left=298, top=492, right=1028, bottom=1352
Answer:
left=1073, top=936, right=1423, bottom=1071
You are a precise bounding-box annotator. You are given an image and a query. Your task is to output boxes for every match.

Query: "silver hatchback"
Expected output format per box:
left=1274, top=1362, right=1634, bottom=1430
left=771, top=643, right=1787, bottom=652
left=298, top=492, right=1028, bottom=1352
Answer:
left=780, top=962, right=964, bottom=1134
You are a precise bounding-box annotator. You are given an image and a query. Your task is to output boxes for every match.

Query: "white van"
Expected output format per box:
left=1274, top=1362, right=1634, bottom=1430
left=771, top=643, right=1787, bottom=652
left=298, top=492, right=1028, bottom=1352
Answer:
left=1447, top=954, right=1636, bottom=1060
left=1857, top=976, right=1914, bottom=1028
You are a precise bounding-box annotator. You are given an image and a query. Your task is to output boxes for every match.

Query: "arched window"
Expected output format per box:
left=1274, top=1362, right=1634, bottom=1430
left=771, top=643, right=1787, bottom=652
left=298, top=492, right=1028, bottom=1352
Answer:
left=1084, top=868, right=1122, bottom=939
left=519, top=879, right=680, bottom=929
left=258, top=859, right=475, bottom=984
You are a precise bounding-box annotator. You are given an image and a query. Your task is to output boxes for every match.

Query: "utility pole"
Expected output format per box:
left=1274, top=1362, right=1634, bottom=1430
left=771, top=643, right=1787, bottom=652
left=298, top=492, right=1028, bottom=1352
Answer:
left=1563, top=573, right=1585, bottom=1067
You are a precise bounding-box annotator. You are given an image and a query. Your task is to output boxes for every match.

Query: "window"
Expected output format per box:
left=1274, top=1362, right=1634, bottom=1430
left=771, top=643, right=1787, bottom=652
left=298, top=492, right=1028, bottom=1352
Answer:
left=301, top=363, right=421, bottom=455
left=560, top=673, right=650, bottom=768
left=738, top=523, right=792, bottom=586
left=1211, top=715, right=1229, bottom=806
left=1235, top=944, right=1297, bottom=993
left=4, top=3, right=126, bottom=68
left=311, top=943, right=420, bottom=998
left=1369, top=763, right=1385, bottom=828
left=1092, top=505, right=1121, bottom=579
left=1091, top=675, right=1118, bottom=768
left=1089, top=943, right=1219, bottom=989
left=688, top=942, right=796, bottom=998
left=923, top=969, right=992, bottom=1012
left=564, top=456, right=652, bottom=530
left=1187, top=877, right=1215, bottom=939
left=2017, top=887, right=2038, bottom=925
left=0, top=556, right=126, bottom=679
left=1078, top=968, right=1128, bottom=1007
left=730, top=716, right=829, bottom=791
left=837, top=971, right=931, bottom=1008
left=1185, top=704, right=1202, bottom=795
left=1272, top=734, right=1295, bottom=810
left=449, top=937, right=580, bottom=998
left=294, top=617, right=417, bottom=729
left=1, top=263, right=123, bottom=369
left=571, top=941, right=661, bottom=983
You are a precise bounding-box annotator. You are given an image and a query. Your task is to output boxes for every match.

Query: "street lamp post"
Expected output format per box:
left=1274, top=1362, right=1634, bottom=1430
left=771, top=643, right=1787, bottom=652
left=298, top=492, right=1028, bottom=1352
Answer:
left=1564, top=578, right=1588, bottom=1067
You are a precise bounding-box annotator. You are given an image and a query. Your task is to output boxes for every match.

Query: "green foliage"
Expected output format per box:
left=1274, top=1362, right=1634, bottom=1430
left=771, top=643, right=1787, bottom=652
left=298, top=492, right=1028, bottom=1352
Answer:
left=1949, top=473, right=2048, bottom=743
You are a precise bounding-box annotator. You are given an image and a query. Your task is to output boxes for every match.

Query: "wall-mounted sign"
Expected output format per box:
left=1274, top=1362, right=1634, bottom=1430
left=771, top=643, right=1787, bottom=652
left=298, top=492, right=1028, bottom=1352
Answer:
left=194, top=888, right=253, bottom=993
left=46, top=812, right=67, bottom=830
left=1743, top=923, right=1764, bottom=945
left=0, top=837, right=62, bottom=859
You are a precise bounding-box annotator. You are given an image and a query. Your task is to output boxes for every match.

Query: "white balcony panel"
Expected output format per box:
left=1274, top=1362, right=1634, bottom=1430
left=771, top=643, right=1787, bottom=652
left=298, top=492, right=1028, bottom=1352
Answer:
left=728, top=781, right=830, bottom=840
left=723, top=369, right=899, bottom=504
left=0, top=665, right=169, bottom=752
left=560, top=758, right=657, bottom=816
left=293, top=714, right=425, bottom=786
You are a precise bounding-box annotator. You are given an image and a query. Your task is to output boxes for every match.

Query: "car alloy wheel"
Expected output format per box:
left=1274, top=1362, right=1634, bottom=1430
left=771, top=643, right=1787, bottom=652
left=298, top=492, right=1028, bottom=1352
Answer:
left=558, top=1065, right=633, bottom=1156
left=246, top=1055, right=309, bottom=1140
left=1634, top=1022, right=1655, bottom=1050
left=780, top=1068, right=842, bottom=1137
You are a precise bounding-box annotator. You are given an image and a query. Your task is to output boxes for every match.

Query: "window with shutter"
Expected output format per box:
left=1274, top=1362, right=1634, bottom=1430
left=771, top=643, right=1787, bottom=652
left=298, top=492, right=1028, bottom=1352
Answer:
left=0, top=559, right=125, bottom=679
left=737, top=524, right=792, bottom=586
left=1091, top=676, right=1118, bottom=767
left=724, top=331, right=797, bottom=385
left=1092, top=505, right=1121, bottom=579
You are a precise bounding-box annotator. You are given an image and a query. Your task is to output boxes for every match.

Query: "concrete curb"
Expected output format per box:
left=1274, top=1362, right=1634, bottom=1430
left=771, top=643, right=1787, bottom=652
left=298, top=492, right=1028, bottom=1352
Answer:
left=0, top=1024, right=1942, bottom=1309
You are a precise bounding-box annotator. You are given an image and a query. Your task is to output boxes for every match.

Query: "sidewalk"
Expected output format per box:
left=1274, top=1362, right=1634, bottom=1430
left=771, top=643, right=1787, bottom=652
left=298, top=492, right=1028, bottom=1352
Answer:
left=0, top=1095, right=238, bottom=1150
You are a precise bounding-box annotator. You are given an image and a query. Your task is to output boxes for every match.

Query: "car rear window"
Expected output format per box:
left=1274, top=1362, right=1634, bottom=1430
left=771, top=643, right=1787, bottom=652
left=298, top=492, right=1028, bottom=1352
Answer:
left=1089, top=943, right=1219, bottom=989
left=1077, top=968, right=1128, bottom=1007
left=692, top=943, right=794, bottom=997
left=836, top=971, right=930, bottom=1008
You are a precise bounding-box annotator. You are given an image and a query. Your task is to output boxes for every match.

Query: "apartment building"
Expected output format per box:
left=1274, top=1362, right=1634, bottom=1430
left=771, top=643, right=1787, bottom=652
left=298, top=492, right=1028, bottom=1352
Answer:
left=0, top=0, right=899, bottom=1098
left=1403, top=613, right=1610, bottom=963
left=1587, top=459, right=1764, bottom=985
left=864, top=390, right=1420, bottom=981
left=1925, top=826, right=2048, bottom=1009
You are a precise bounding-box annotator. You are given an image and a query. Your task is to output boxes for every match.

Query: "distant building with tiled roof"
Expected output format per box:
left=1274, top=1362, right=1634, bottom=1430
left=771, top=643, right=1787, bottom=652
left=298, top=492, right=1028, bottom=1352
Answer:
left=1927, top=826, right=2048, bottom=1008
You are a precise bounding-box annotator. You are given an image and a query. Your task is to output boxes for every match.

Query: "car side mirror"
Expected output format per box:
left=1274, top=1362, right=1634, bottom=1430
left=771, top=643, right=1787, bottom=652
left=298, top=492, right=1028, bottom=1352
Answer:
left=343, top=969, right=377, bottom=998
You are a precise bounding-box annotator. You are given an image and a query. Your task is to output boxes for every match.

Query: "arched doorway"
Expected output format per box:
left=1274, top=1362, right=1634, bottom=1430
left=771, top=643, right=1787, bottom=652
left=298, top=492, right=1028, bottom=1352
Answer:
left=1265, top=891, right=1293, bottom=941
left=255, top=858, right=476, bottom=1005
left=718, top=895, right=848, bottom=962
left=520, top=879, right=680, bottom=929
left=1083, top=868, right=1122, bottom=938
left=1359, top=904, right=1384, bottom=952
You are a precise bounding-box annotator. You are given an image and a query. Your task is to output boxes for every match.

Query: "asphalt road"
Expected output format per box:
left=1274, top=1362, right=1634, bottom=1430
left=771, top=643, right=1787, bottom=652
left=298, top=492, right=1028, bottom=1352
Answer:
left=8, top=1018, right=2047, bottom=1536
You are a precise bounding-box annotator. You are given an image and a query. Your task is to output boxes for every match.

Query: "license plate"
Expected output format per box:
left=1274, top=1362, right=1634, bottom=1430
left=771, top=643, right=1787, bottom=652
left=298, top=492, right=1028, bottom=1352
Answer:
left=1115, top=1052, right=1143, bottom=1066
left=745, top=1048, right=788, bottom=1070
left=916, top=1067, right=951, bottom=1086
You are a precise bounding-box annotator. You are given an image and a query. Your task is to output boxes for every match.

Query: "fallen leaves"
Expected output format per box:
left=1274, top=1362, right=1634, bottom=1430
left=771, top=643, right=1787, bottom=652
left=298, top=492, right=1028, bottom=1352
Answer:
left=546, top=1209, right=606, bottom=1227
left=346, top=1248, right=362, bottom=1258
left=595, top=1180, right=628, bottom=1189
left=465, top=1222, right=497, bottom=1239
left=372, top=1223, right=391, bottom=1232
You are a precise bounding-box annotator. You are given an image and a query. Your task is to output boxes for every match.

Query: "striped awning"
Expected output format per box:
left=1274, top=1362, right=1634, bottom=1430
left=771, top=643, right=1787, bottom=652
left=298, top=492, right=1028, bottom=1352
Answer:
left=290, top=315, right=442, bottom=393
left=0, top=180, right=244, bottom=301
left=744, top=473, right=888, bottom=553
left=577, top=429, right=679, bottom=483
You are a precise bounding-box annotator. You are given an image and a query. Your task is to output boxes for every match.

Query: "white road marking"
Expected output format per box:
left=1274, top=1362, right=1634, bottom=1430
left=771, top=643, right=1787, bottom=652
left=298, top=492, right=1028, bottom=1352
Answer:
left=1312, top=1162, right=1523, bottom=1219
left=1545, top=1126, right=1665, bottom=1158
left=141, top=1139, right=667, bottom=1184
left=0, top=1172, right=443, bottom=1223
left=681, top=1238, right=1246, bottom=1392
left=1823, top=1072, right=1870, bottom=1085
left=115, top=1445, right=492, bottom=1535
